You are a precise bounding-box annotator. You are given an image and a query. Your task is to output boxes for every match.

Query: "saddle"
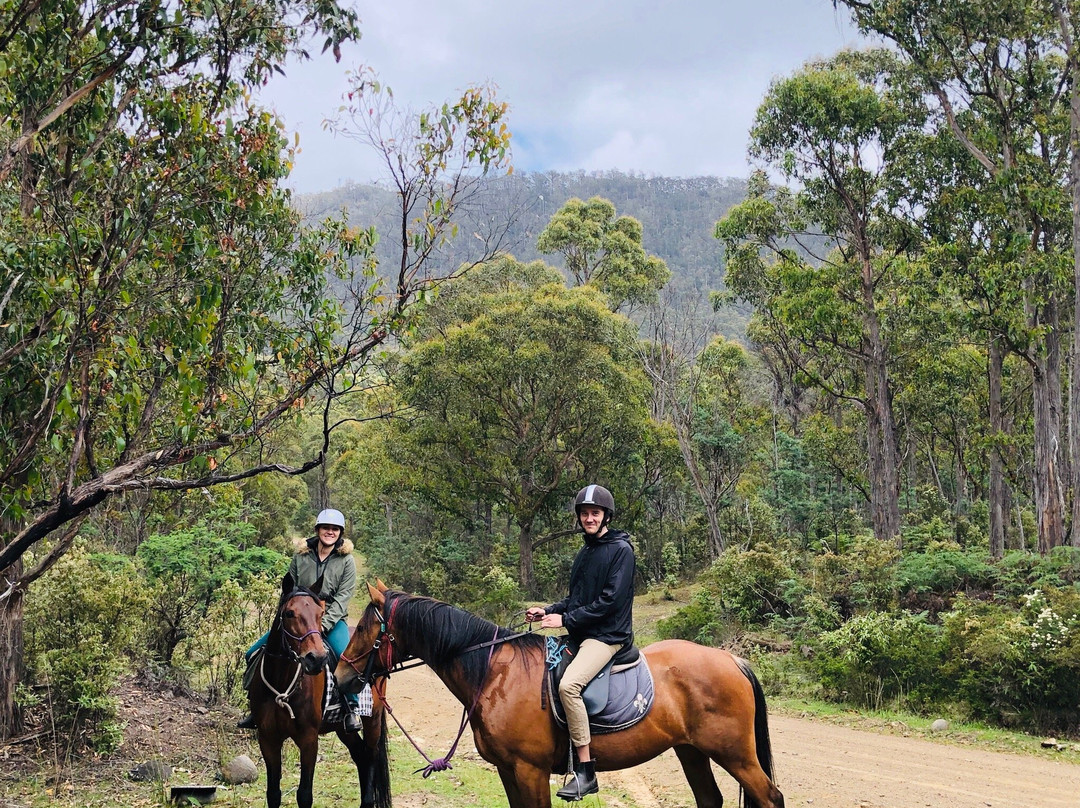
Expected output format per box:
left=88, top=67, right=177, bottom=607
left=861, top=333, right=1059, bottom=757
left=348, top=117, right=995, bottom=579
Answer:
left=545, top=636, right=654, bottom=735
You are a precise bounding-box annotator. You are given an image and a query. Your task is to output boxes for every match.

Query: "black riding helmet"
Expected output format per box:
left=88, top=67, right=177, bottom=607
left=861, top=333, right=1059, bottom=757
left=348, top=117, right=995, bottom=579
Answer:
left=574, top=484, right=615, bottom=527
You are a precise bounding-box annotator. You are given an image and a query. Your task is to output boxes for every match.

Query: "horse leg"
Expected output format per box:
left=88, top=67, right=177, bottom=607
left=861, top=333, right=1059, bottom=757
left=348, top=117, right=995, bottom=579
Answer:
left=337, top=720, right=391, bottom=808
left=674, top=744, right=724, bottom=808
left=725, top=760, right=786, bottom=808
left=296, top=733, right=320, bottom=808
left=258, top=733, right=284, bottom=808
left=497, top=762, right=552, bottom=808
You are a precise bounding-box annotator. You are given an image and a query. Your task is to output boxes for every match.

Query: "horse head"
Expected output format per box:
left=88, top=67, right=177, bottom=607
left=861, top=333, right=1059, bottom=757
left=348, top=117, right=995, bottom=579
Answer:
left=335, top=579, right=394, bottom=692
left=277, top=572, right=329, bottom=675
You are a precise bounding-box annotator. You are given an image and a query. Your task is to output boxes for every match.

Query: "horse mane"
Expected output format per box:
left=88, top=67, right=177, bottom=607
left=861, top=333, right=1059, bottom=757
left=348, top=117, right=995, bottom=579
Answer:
left=384, top=591, right=545, bottom=688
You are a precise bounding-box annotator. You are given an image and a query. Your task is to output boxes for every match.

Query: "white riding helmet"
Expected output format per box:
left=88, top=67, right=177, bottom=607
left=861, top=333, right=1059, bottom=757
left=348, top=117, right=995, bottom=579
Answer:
left=315, top=508, right=346, bottom=532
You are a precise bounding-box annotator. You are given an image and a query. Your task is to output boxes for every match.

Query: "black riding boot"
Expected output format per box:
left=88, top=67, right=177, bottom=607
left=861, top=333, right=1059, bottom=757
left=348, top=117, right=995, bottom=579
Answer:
left=556, top=760, right=598, bottom=801
left=343, top=706, right=362, bottom=733
left=236, top=713, right=257, bottom=729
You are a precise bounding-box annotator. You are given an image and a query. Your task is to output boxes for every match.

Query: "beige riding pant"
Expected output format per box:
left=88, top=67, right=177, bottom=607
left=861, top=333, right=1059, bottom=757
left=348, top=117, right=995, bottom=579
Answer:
left=558, top=638, right=621, bottom=748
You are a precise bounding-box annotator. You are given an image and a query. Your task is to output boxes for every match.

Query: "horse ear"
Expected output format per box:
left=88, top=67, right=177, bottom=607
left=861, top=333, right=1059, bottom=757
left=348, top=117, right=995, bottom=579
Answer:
left=375, top=578, right=388, bottom=593
left=282, top=572, right=295, bottom=596
left=313, top=573, right=325, bottom=596
left=367, top=581, right=386, bottom=607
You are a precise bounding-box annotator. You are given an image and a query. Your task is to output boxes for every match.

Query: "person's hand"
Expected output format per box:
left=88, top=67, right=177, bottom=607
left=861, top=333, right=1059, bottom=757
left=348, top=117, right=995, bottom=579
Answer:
left=540, top=613, right=563, bottom=629
left=525, top=606, right=546, bottom=623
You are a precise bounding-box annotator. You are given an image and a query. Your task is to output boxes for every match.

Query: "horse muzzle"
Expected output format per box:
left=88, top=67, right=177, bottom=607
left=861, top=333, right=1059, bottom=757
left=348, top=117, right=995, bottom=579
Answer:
left=301, top=652, right=327, bottom=675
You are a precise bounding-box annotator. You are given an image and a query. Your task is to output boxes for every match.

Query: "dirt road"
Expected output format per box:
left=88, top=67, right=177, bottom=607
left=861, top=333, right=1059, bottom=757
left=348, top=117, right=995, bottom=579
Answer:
left=386, top=665, right=1080, bottom=808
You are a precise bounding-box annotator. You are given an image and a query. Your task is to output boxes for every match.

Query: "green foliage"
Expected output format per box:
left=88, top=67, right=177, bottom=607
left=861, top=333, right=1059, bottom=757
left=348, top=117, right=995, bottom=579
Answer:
left=137, top=510, right=288, bottom=663
left=813, top=610, right=944, bottom=710
left=894, top=547, right=997, bottom=611
left=704, top=544, right=798, bottom=625
left=808, top=536, right=900, bottom=615
left=174, top=574, right=281, bottom=706
left=940, top=589, right=1080, bottom=732
left=24, top=543, right=152, bottom=752
left=656, top=588, right=734, bottom=646
left=537, top=196, right=671, bottom=310
left=993, top=547, right=1080, bottom=599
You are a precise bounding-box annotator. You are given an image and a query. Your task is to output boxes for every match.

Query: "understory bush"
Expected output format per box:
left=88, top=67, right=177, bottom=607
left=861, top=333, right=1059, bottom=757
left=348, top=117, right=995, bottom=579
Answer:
left=24, top=543, right=153, bottom=752
left=704, top=543, right=798, bottom=625
left=174, top=573, right=281, bottom=706
left=813, top=610, right=944, bottom=710
left=940, top=589, right=1080, bottom=733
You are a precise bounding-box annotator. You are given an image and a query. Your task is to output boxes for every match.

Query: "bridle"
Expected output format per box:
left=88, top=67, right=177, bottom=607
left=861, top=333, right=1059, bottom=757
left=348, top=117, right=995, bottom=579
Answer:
left=257, top=588, right=327, bottom=719
left=339, top=598, right=426, bottom=684
left=275, top=588, right=326, bottom=665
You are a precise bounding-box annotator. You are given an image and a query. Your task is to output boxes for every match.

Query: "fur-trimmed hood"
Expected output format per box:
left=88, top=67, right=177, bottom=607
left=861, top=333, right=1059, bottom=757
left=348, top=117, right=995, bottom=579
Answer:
left=293, top=535, right=355, bottom=555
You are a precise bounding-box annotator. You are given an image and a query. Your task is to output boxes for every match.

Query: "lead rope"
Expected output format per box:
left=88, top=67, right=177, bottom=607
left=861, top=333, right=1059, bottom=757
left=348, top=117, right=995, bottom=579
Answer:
left=258, top=652, right=303, bottom=719
left=378, top=603, right=500, bottom=778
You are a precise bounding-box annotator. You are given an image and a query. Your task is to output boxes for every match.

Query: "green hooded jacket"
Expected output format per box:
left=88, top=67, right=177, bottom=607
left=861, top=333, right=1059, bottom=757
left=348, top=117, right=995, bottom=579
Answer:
left=287, top=535, right=356, bottom=632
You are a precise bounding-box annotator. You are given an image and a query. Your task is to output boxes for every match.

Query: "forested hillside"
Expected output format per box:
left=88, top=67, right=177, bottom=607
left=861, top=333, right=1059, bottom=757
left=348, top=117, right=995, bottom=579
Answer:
left=295, top=171, right=752, bottom=339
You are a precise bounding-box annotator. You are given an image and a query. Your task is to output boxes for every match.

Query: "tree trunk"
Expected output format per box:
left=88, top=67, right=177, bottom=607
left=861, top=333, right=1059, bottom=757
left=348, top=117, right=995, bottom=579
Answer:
left=518, top=521, right=535, bottom=596
left=0, top=561, right=25, bottom=741
left=1070, top=48, right=1080, bottom=549
left=1033, top=350, right=1066, bottom=554
left=989, top=336, right=1006, bottom=559
left=861, top=297, right=902, bottom=547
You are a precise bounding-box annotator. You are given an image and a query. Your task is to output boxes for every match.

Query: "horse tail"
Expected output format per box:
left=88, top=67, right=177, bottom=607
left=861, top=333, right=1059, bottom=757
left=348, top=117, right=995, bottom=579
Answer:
left=735, top=656, right=775, bottom=801
left=370, top=712, right=392, bottom=808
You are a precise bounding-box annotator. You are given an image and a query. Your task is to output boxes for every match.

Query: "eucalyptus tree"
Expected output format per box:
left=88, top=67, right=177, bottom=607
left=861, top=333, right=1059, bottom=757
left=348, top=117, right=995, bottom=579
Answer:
left=0, top=0, right=511, bottom=738
left=835, top=0, right=1074, bottom=551
left=537, top=196, right=671, bottom=311
left=396, top=257, right=649, bottom=593
left=717, top=49, right=924, bottom=546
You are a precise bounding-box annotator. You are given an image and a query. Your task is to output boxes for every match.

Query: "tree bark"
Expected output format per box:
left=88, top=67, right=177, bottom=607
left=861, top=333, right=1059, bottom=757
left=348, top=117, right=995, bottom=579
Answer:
left=989, top=336, right=1006, bottom=559
left=1070, top=43, right=1080, bottom=549
left=0, top=561, right=25, bottom=740
left=861, top=257, right=902, bottom=547
left=518, top=520, right=535, bottom=596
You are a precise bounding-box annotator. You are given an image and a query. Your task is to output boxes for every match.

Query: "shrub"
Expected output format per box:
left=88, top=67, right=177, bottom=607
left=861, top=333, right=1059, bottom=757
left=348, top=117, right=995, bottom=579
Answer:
left=807, top=535, right=899, bottom=616
left=894, top=547, right=997, bottom=613
left=656, top=588, right=734, bottom=646
left=137, top=513, right=287, bottom=663
left=174, top=573, right=281, bottom=706
left=24, top=543, right=153, bottom=752
left=940, top=589, right=1080, bottom=733
left=705, top=543, right=797, bottom=625
left=813, top=610, right=944, bottom=711
left=993, top=547, right=1080, bottom=599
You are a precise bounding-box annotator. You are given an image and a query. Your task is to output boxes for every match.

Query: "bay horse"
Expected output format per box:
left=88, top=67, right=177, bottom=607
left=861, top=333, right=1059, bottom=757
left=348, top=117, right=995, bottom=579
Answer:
left=336, top=582, right=784, bottom=808
left=248, top=573, right=391, bottom=808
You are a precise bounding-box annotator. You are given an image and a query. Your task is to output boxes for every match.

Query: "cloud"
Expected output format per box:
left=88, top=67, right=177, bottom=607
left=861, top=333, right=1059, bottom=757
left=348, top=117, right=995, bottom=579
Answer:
left=260, top=0, right=863, bottom=193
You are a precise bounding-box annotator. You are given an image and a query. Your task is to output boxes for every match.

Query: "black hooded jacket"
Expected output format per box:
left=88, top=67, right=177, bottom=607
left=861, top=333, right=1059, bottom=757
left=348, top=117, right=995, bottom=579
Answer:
left=546, top=528, right=635, bottom=646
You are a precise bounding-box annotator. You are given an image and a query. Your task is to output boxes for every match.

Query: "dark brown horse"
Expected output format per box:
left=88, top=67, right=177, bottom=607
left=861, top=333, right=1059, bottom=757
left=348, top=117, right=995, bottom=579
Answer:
left=336, top=583, right=784, bottom=808
left=249, top=574, right=390, bottom=808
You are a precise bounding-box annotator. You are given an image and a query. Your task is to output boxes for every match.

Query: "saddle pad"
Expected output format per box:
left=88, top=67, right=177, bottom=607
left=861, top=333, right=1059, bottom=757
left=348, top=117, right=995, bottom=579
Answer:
left=550, top=657, right=655, bottom=734
left=320, top=663, right=345, bottom=729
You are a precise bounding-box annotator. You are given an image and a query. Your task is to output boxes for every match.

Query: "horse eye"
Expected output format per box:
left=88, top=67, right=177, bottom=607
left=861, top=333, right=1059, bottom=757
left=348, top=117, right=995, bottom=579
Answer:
left=284, top=610, right=295, bottom=619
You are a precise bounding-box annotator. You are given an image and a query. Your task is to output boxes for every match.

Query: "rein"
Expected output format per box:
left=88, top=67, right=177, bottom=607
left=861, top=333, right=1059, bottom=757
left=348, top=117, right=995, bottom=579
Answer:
left=360, top=595, right=522, bottom=778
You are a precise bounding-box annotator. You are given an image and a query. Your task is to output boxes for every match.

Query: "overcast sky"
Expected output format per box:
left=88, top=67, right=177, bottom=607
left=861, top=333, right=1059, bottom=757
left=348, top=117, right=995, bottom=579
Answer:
left=260, top=0, right=864, bottom=194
